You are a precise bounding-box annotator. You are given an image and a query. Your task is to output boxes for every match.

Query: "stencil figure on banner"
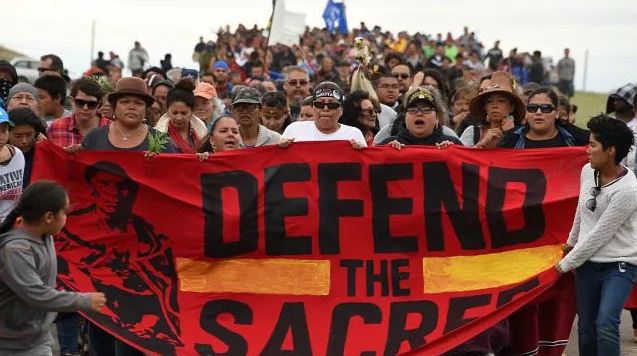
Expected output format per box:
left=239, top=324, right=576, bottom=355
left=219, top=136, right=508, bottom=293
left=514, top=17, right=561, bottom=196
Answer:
left=32, top=132, right=591, bottom=354
left=0, top=181, right=106, bottom=356
left=65, top=76, right=177, bottom=356
left=55, top=162, right=183, bottom=356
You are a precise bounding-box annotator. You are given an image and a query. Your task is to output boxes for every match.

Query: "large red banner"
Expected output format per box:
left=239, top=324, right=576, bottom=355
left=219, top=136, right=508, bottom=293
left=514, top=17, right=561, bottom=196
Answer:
left=33, top=141, right=587, bottom=355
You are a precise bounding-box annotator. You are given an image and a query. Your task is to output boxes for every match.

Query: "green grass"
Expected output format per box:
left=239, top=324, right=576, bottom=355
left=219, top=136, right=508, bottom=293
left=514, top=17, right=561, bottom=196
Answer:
left=573, top=91, right=607, bottom=127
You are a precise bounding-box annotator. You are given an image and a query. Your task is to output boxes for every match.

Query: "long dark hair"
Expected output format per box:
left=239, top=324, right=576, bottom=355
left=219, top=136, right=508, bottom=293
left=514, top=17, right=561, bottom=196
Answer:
left=0, top=180, right=68, bottom=234
left=423, top=68, right=450, bottom=106
left=340, top=90, right=379, bottom=135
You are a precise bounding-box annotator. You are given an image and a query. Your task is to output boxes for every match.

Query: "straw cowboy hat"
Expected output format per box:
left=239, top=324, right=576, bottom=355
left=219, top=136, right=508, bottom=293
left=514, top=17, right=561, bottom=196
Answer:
left=469, top=71, right=526, bottom=122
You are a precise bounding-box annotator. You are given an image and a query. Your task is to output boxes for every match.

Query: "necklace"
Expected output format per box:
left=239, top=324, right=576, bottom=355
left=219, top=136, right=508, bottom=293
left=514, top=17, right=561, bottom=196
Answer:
left=113, top=122, right=145, bottom=141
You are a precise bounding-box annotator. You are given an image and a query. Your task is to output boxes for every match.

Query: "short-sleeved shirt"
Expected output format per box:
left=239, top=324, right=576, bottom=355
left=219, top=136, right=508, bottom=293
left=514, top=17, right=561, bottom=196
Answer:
left=47, top=115, right=111, bottom=147
left=282, top=121, right=367, bottom=146
left=82, top=125, right=177, bottom=153
left=0, top=146, right=25, bottom=223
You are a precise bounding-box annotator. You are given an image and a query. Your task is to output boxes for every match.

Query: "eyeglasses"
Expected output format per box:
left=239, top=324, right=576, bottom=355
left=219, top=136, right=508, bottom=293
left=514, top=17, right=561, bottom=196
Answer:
left=526, top=104, right=556, bottom=113
left=313, top=101, right=341, bottom=110
left=73, top=98, right=99, bottom=109
left=586, top=186, right=600, bottom=212
left=406, top=107, right=436, bottom=115
left=37, top=67, right=57, bottom=74
left=393, top=73, right=410, bottom=80
left=287, top=79, right=309, bottom=87
left=360, top=108, right=378, bottom=116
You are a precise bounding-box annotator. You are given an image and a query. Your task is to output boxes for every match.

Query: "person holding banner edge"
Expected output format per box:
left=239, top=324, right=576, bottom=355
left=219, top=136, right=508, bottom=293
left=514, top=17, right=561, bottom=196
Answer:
left=0, top=181, right=106, bottom=356
left=280, top=81, right=367, bottom=149
left=556, top=115, right=637, bottom=356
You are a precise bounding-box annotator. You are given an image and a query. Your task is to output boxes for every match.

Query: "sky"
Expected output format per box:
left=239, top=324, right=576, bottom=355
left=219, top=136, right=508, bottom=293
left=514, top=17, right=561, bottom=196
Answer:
left=3, top=0, right=636, bottom=93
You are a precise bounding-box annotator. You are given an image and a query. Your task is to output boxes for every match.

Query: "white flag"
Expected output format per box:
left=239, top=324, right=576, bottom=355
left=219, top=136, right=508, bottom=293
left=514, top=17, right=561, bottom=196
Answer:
left=269, top=0, right=306, bottom=47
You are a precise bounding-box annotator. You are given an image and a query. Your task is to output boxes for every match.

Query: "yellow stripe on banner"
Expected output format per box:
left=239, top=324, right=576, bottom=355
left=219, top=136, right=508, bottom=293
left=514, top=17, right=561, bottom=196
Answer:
left=423, top=244, right=562, bottom=293
left=176, top=257, right=330, bottom=295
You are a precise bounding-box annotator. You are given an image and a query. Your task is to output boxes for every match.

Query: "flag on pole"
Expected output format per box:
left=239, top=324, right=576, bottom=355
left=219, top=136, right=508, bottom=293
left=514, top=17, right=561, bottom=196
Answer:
left=323, top=0, right=348, bottom=34
left=269, top=0, right=306, bottom=47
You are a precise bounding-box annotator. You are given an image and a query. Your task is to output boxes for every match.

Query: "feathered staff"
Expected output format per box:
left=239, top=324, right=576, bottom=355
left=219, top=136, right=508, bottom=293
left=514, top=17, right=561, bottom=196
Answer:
left=350, top=37, right=379, bottom=102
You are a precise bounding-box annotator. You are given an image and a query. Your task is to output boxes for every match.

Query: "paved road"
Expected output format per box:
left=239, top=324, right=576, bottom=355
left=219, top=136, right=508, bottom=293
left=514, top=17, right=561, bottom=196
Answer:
left=565, top=310, right=637, bottom=355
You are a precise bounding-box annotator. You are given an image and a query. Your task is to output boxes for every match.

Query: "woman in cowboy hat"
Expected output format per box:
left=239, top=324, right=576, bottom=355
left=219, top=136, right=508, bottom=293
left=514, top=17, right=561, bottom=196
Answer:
left=70, top=77, right=177, bottom=155
left=459, top=71, right=526, bottom=148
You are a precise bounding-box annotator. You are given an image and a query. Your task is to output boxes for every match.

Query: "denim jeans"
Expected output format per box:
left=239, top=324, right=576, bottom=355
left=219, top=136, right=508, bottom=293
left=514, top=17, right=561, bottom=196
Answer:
left=88, top=322, right=143, bottom=356
left=575, top=261, right=637, bottom=356
left=56, top=312, right=80, bottom=354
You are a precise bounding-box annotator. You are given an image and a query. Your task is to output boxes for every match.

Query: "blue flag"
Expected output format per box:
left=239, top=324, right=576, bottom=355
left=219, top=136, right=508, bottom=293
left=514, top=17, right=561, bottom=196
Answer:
left=322, top=0, right=348, bottom=34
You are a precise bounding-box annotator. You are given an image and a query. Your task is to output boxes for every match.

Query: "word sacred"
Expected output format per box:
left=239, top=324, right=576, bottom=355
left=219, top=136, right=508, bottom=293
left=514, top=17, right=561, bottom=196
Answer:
left=194, top=277, right=538, bottom=355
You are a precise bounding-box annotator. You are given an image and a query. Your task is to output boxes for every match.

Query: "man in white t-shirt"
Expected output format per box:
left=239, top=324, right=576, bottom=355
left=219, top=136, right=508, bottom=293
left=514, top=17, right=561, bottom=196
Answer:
left=281, top=81, right=366, bottom=148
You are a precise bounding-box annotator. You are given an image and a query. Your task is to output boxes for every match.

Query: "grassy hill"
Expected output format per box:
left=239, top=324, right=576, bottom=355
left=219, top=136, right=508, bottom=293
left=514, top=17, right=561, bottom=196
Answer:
left=573, top=91, right=607, bottom=127
left=0, top=44, right=24, bottom=61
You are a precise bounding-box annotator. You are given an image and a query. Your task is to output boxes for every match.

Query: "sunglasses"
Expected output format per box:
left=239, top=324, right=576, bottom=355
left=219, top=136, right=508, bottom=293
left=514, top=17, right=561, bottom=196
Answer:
left=526, top=104, right=555, bottom=113
left=586, top=186, right=600, bottom=212
left=37, top=67, right=57, bottom=73
left=406, top=107, right=436, bottom=115
left=393, top=73, right=410, bottom=80
left=74, top=98, right=99, bottom=109
left=361, top=108, right=378, bottom=116
left=313, top=101, right=341, bottom=110
left=287, top=80, right=309, bottom=86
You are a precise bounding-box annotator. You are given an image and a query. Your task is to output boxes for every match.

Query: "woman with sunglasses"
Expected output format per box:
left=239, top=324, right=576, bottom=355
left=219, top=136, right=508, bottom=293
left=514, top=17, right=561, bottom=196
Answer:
left=340, top=90, right=380, bottom=146
left=497, top=88, right=585, bottom=356
left=380, top=86, right=460, bottom=149
left=557, top=115, right=637, bottom=356
left=498, top=88, right=588, bottom=148
left=280, top=82, right=366, bottom=149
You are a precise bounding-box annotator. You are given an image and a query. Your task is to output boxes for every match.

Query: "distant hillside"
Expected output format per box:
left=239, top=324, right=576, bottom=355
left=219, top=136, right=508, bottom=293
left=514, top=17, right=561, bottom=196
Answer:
left=0, top=44, right=24, bottom=61
left=573, top=91, right=607, bottom=127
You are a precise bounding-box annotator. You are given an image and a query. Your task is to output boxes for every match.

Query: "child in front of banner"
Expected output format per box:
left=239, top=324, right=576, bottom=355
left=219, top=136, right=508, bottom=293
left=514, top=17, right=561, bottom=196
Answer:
left=0, top=181, right=106, bottom=356
left=557, top=115, right=637, bottom=356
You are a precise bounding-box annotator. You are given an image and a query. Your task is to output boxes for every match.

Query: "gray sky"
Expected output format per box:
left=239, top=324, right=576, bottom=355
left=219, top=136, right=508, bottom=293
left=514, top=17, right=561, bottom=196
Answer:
left=3, top=0, right=636, bottom=92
